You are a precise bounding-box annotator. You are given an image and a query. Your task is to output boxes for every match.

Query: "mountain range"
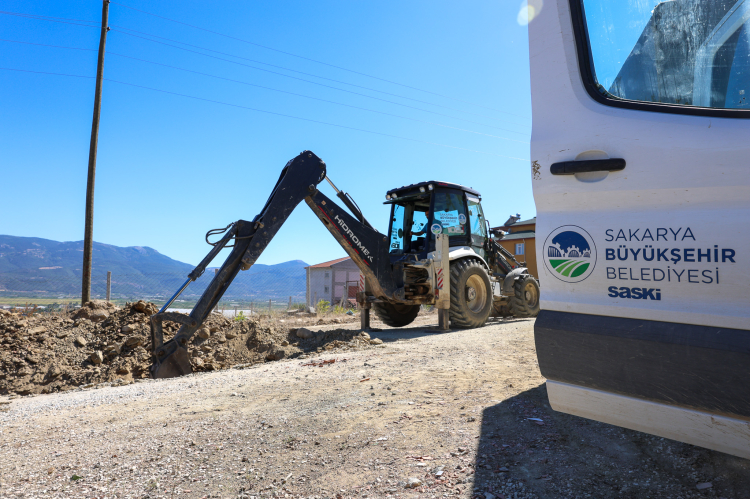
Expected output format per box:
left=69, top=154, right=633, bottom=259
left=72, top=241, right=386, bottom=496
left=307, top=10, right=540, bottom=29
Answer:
left=0, top=235, right=309, bottom=303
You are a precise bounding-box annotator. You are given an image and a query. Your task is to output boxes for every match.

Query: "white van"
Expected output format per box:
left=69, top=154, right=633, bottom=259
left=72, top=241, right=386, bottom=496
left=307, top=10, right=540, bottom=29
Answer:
left=530, top=0, right=750, bottom=458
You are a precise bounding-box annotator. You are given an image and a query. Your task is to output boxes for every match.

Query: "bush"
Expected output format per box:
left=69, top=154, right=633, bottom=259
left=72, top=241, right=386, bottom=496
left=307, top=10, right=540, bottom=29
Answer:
left=316, top=300, right=330, bottom=314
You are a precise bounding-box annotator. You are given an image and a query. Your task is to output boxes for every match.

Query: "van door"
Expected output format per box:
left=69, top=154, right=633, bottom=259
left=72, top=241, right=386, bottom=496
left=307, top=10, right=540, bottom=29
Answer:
left=530, top=0, right=750, bottom=458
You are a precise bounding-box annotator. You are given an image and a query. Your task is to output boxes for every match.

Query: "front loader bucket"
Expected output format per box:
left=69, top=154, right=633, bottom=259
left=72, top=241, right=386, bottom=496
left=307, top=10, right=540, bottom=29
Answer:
left=151, top=346, right=192, bottom=379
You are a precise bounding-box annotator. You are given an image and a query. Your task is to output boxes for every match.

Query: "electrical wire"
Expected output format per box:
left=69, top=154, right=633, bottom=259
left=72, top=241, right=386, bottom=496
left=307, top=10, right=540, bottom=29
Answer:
left=1, top=8, right=532, bottom=127
left=112, top=28, right=529, bottom=136
left=110, top=25, right=530, bottom=128
left=106, top=51, right=528, bottom=144
left=0, top=10, right=100, bottom=28
left=0, top=37, right=528, bottom=143
left=0, top=67, right=528, bottom=161
left=110, top=1, right=531, bottom=121
left=0, top=38, right=96, bottom=52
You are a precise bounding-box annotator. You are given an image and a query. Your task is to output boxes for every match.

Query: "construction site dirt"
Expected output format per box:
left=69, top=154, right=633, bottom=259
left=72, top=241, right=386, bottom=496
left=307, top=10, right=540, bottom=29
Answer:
left=1, top=310, right=748, bottom=498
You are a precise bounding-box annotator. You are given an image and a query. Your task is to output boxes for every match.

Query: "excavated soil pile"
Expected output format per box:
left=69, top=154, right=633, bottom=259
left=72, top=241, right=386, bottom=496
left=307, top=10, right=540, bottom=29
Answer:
left=0, top=301, right=376, bottom=396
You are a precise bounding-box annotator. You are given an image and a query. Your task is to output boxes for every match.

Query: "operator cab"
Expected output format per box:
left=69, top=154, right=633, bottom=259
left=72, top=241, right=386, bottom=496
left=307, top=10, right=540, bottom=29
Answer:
left=384, top=181, right=487, bottom=262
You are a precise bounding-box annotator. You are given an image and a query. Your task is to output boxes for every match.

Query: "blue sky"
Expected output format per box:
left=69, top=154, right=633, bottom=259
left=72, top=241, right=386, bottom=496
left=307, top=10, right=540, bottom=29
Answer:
left=1, top=0, right=533, bottom=267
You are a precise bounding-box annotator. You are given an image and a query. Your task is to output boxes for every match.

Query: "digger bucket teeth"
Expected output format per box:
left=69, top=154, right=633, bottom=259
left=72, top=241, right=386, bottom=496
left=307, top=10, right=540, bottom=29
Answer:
left=150, top=311, right=197, bottom=379
left=151, top=345, right=193, bottom=379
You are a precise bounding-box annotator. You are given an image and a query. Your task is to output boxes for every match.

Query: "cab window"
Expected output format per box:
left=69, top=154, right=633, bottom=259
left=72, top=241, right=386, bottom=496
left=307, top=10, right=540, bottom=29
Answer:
left=431, top=191, right=467, bottom=239
left=580, top=0, right=750, bottom=110
left=467, top=196, right=486, bottom=237
left=410, top=208, right=430, bottom=250
left=388, top=204, right=405, bottom=254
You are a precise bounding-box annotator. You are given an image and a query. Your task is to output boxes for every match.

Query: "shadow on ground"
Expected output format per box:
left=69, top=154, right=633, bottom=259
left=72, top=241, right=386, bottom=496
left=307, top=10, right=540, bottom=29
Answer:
left=371, top=316, right=532, bottom=342
left=472, top=383, right=750, bottom=499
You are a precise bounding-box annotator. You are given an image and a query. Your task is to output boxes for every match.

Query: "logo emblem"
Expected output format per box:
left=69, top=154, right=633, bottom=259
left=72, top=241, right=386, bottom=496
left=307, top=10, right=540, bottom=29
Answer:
left=458, top=214, right=467, bottom=225
left=543, top=225, right=597, bottom=283
left=431, top=223, right=442, bottom=235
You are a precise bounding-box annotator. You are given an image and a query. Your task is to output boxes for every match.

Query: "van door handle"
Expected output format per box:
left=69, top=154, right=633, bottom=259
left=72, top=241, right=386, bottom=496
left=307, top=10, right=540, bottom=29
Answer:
left=550, top=158, right=626, bottom=175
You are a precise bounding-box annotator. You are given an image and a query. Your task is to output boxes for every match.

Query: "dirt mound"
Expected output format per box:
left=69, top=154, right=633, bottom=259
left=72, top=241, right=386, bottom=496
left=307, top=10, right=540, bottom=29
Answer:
left=0, top=302, right=377, bottom=396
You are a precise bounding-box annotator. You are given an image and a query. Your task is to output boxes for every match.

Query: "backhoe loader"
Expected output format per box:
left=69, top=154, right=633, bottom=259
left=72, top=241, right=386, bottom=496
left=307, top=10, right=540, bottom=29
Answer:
left=150, top=151, right=539, bottom=379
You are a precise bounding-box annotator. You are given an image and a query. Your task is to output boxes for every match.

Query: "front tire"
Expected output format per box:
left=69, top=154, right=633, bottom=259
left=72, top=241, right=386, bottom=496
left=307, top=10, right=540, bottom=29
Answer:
left=449, top=258, right=493, bottom=328
left=509, top=275, right=540, bottom=317
left=372, top=302, right=420, bottom=327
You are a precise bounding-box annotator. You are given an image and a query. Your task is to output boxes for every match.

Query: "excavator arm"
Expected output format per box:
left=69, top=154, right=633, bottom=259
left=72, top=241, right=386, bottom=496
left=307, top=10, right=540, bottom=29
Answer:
left=149, top=151, right=393, bottom=379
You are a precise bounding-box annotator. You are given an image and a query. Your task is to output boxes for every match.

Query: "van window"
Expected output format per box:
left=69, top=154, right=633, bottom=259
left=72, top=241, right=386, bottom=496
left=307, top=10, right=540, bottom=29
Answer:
left=580, top=0, right=750, bottom=110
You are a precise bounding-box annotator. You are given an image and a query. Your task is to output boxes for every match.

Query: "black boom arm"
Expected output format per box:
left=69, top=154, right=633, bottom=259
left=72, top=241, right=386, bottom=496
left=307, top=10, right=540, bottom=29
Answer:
left=149, top=151, right=391, bottom=379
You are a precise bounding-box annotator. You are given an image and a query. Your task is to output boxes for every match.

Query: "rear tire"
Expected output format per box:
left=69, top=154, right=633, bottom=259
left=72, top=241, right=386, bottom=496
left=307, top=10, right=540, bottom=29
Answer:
left=509, top=275, right=540, bottom=318
left=449, top=258, right=493, bottom=328
left=372, top=302, right=420, bottom=327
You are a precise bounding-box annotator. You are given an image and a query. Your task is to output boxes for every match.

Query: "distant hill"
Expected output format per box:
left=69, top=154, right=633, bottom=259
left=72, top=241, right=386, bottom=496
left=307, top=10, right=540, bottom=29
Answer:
left=0, top=235, right=308, bottom=303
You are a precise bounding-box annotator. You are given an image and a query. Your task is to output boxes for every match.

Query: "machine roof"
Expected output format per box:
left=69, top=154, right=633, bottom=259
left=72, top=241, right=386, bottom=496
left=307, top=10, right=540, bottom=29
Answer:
left=386, top=181, right=481, bottom=197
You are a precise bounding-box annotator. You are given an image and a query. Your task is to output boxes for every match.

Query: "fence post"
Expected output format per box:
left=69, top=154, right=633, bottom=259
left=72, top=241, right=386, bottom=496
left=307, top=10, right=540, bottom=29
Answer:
left=268, top=298, right=272, bottom=313
left=289, top=296, right=292, bottom=310
left=106, top=271, right=111, bottom=302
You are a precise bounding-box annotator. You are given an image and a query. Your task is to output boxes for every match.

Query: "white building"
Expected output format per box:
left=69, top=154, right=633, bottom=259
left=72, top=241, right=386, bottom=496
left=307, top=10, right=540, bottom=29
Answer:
left=305, top=257, right=361, bottom=308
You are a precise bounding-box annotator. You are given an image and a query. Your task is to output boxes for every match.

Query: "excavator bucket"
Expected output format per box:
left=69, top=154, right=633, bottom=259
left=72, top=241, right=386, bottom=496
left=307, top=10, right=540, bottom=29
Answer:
left=151, top=346, right=192, bottom=379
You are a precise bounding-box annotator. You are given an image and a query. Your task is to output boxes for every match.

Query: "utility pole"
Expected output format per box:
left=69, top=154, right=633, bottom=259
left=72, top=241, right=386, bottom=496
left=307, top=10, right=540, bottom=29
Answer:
left=81, top=0, right=110, bottom=305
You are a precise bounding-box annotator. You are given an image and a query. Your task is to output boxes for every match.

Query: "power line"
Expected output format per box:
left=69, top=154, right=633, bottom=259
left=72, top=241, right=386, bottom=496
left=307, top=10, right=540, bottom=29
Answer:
left=1, top=7, right=532, bottom=128
left=0, top=37, right=528, bottom=143
left=0, top=67, right=528, bottom=161
left=0, top=38, right=96, bottom=52
left=111, top=25, right=531, bottom=129
left=0, top=10, right=100, bottom=28
left=110, top=1, right=531, bottom=121
left=107, top=51, right=528, bottom=144
left=112, top=28, right=529, bottom=136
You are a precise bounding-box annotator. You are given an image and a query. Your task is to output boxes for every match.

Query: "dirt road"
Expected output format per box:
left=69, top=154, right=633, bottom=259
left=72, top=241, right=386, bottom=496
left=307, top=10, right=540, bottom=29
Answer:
left=1, top=317, right=748, bottom=498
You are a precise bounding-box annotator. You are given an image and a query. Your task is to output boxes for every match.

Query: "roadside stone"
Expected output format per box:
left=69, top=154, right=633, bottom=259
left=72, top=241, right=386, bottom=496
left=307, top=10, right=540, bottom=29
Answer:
left=281, top=340, right=289, bottom=346
left=121, top=324, right=137, bottom=333
left=132, top=300, right=157, bottom=315
left=28, top=326, right=46, bottom=335
left=225, top=331, right=237, bottom=340
left=360, top=331, right=371, bottom=340
left=90, top=351, right=104, bottom=364
left=296, top=327, right=314, bottom=339
left=74, top=336, right=87, bottom=347
left=696, top=483, right=712, bottom=490
left=406, top=477, right=422, bottom=488
left=116, top=366, right=130, bottom=375
left=124, top=336, right=142, bottom=347
left=105, top=343, right=122, bottom=355
left=197, top=328, right=211, bottom=339
left=369, top=338, right=383, bottom=345
left=89, top=311, right=109, bottom=323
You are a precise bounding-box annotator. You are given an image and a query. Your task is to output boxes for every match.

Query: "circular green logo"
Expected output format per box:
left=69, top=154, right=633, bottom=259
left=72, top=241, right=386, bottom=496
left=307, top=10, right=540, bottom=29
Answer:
left=543, top=226, right=597, bottom=283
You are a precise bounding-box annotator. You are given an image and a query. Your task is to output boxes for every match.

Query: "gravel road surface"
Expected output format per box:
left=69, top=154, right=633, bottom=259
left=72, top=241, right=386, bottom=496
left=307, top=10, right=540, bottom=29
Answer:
left=1, top=317, right=748, bottom=499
